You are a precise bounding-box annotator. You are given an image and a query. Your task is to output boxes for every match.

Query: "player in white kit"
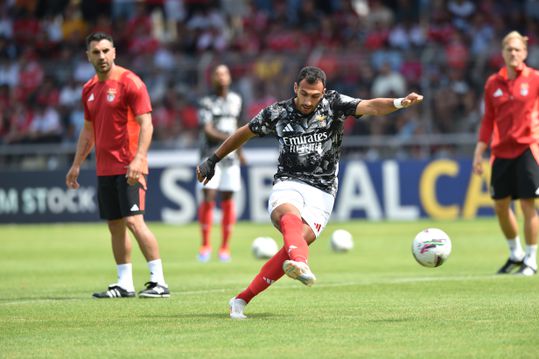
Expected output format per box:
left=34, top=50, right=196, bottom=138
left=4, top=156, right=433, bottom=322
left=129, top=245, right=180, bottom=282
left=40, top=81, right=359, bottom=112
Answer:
left=197, top=64, right=245, bottom=262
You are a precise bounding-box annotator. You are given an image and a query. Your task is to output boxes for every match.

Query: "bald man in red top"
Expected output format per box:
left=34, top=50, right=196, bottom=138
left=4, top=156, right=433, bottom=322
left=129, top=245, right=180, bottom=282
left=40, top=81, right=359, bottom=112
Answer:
left=66, top=33, right=170, bottom=297
left=473, top=31, right=539, bottom=276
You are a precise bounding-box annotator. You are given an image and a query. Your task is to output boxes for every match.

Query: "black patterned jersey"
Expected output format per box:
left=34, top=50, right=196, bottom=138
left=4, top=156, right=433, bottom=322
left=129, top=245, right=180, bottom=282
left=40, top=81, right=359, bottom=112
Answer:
left=198, top=91, right=242, bottom=166
left=248, top=90, right=360, bottom=196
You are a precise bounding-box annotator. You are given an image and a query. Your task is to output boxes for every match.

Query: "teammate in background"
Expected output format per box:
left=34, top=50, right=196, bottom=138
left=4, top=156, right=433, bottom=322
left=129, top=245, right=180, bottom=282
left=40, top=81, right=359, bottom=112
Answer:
left=473, top=31, right=539, bottom=276
left=66, top=32, right=170, bottom=298
left=197, top=64, right=245, bottom=263
left=197, top=66, right=423, bottom=318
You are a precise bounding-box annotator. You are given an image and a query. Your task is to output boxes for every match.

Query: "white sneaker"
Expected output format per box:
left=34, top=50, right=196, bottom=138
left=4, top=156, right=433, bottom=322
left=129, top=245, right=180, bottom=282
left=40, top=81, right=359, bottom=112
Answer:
left=282, top=260, right=316, bottom=287
left=229, top=297, right=247, bottom=319
left=515, top=263, right=537, bottom=276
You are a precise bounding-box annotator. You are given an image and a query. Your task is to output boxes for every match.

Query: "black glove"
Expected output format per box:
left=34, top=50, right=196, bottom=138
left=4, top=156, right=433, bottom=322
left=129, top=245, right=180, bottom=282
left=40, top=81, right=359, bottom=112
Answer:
left=197, top=153, right=220, bottom=183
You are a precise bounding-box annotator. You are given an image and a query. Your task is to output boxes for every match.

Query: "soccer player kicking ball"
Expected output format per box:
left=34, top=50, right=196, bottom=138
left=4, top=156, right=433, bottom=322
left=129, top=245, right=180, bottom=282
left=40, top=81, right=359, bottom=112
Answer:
left=197, top=66, right=423, bottom=318
left=66, top=32, right=170, bottom=298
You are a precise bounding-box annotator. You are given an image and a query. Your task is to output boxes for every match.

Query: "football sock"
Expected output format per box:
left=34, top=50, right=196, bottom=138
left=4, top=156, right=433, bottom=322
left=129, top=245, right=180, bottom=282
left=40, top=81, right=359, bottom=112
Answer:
left=148, top=259, right=167, bottom=286
left=198, top=201, right=215, bottom=248
left=236, top=247, right=288, bottom=303
left=221, top=199, right=235, bottom=250
left=524, top=244, right=537, bottom=269
left=507, top=237, right=524, bottom=261
left=117, top=263, right=135, bottom=291
left=280, top=213, right=308, bottom=263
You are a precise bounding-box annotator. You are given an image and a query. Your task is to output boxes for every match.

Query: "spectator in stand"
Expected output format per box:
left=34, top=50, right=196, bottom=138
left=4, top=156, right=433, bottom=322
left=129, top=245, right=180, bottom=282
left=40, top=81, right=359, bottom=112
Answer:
left=4, top=101, right=33, bottom=144
left=27, top=104, right=62, bottom=143
left=371, top=61, right=407, bottom=98
left=14, top=48, right=43, bottom=102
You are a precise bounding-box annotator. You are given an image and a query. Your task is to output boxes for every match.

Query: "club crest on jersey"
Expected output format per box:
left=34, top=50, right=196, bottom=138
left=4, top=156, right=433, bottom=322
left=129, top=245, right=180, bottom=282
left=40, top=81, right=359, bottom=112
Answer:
left=521, top=83, right=529, bottom=96
left=107, top=88, right=117, bottom=102
left=316, top=115, right=327, bottom=126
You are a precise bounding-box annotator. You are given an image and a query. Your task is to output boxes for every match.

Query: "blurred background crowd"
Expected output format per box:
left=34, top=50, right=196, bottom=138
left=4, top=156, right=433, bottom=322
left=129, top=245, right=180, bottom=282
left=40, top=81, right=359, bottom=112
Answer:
left=1, top=0, right=538, bottom=165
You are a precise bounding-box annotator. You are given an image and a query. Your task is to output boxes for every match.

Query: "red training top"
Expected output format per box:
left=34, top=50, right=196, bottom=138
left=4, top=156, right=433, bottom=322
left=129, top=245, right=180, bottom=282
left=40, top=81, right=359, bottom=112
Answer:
left=479, top=64, right=539, bottom=161
left=82, top=65, right=152, bottom=176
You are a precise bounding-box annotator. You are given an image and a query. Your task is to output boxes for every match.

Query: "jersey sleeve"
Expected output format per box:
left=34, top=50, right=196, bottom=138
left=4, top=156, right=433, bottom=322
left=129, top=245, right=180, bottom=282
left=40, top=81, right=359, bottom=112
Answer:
left=198, top=97, right=213, bottom=126
left=124, top=73, right=152, bottom=116
left=82, top=88, right=91, bottom=122
left=328, top=91, right=361, bottom=118
left=248, top=106, right=277, bottom=137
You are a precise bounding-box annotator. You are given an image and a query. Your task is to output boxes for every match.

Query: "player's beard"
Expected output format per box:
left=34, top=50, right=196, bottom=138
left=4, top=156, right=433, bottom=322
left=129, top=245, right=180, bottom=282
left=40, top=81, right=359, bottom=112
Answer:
left=95, top=61, right=112, bottom=75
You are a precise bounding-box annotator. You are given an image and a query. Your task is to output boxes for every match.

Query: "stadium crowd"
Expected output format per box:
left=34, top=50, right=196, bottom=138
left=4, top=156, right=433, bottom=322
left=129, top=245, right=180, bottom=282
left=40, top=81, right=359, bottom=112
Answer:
left=0, top=0, right=538, bottom=158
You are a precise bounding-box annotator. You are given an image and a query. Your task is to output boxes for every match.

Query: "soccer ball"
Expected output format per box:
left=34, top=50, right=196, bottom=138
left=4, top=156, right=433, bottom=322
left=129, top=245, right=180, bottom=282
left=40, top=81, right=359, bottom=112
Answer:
left=330, top=229, right=354, bottom=252
left=412, top=228, right=452, bottom=267
left=251, top=237, right=278, bottom=259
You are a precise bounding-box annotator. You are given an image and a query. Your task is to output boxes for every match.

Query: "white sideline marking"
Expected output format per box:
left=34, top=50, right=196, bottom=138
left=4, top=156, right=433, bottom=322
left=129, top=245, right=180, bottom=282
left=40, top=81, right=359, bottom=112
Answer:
left=0, top=274, right=512, bottom=306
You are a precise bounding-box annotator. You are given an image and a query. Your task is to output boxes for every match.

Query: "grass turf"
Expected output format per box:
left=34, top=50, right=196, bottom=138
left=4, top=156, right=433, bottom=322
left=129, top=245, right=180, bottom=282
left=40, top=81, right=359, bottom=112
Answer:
left=1, top=219, right=538, bottom=358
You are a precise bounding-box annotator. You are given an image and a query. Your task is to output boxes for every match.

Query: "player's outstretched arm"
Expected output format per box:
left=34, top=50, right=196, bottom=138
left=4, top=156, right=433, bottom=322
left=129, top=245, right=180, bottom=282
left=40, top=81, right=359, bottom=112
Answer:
left=355, top=92, right=424, bottom=116
left=196, top=124, right=256, bottom=184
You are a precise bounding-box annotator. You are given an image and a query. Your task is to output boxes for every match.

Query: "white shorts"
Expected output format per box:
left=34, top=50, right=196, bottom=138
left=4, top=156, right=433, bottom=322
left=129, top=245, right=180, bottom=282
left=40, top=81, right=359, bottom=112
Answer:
left=268, top=180, right=335, bottom=238
left=198, top=162, right=241, bottom=192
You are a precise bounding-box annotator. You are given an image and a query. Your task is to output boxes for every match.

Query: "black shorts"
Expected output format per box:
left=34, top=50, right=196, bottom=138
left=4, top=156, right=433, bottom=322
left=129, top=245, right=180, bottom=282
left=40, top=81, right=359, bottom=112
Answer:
left=490, top=148, right=539, bottom=200
left=97, top=175, right=146, bottom=220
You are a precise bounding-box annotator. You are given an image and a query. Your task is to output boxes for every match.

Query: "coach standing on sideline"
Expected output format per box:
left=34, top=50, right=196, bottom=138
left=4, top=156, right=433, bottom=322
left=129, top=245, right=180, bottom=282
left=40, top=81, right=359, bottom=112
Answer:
left=66, top=32, right=170, bottom=298
left=473, top=31, right=539, bottom=276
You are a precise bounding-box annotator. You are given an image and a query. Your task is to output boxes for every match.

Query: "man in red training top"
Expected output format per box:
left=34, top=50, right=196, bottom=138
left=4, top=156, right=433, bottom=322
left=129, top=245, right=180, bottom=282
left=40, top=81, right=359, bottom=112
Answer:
left=66, top=32, right=170, bottom=297
left=473, top=31, right=539, bottom=276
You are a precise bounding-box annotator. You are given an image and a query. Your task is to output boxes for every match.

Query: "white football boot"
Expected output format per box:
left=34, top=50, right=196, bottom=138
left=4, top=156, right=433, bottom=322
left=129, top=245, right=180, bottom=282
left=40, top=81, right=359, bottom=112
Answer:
left=282, top=260, right=316, bottom=287
left=229, top=297, right=247, bottom=319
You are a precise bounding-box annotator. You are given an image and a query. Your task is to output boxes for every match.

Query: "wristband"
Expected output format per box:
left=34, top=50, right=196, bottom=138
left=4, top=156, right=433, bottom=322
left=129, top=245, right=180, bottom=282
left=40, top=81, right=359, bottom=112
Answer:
left=209, top=153, right=221, bottom=163
left=393, top=98, right=404, bottom=109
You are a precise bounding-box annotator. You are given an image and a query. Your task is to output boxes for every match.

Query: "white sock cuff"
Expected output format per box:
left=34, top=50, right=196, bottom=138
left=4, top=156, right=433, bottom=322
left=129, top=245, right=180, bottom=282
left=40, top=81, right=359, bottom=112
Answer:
left=148, top=259, right=166, bottom=286
left=117, top=263, right=134, bottom=291
left=147, top=259, right=162, bottom=266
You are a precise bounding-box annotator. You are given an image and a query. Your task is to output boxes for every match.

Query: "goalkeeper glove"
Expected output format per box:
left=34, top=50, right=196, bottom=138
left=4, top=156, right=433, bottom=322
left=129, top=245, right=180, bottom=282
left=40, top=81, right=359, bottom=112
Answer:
left=197, top=153, right=220, bottom=183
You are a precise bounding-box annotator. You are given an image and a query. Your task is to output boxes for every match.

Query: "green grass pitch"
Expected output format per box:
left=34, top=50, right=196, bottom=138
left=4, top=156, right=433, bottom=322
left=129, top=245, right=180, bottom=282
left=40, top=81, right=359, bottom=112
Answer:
left=1, top=219, right=538, bottom=358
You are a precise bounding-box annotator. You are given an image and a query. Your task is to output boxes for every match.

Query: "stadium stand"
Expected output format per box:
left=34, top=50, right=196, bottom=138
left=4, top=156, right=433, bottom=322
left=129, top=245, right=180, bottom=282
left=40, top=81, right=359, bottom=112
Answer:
left=0, top=0, right=537, bottom=168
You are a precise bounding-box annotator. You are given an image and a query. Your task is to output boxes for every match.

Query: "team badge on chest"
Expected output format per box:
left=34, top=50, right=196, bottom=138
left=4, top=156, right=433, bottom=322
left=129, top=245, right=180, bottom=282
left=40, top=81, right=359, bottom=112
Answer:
left=520, top=83, right=529, bottom=96
left=107, top=88, right=117, bottom=102
left=315, top=115, right=327, bottom=127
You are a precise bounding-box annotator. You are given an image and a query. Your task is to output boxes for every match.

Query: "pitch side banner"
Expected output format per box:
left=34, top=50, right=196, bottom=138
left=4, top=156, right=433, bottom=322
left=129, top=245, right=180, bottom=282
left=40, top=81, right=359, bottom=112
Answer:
left=0, top=159, right=495, bottom=224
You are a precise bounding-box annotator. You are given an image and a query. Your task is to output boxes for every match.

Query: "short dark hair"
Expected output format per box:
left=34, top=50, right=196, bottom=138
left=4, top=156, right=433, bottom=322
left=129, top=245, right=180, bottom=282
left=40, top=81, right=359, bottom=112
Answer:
left=86, top=32, right=114, bottom=49
left=296, top=66, right=326, bottom=87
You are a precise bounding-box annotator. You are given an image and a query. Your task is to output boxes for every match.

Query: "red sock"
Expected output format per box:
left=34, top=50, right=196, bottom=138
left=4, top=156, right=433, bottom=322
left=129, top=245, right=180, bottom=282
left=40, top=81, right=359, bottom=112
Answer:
left=280, top=213, right=308, bottom=263
left=198, top=201, right=214, bottom=247
left=221, top=199, right=235, bottom=250
left=236, top=247, right=288, bottom=303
